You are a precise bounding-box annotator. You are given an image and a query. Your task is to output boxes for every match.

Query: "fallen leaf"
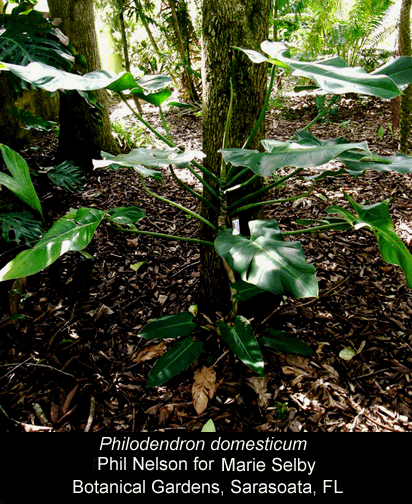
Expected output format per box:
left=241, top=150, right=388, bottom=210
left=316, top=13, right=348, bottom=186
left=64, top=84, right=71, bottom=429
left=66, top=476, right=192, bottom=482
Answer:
left=339, top=346, right=356, bottom=361
left=134, top=342, right=167, bottom=364
left=247, top=376, right=271, bottom=408
left=192, top=366, right=216, bottom=415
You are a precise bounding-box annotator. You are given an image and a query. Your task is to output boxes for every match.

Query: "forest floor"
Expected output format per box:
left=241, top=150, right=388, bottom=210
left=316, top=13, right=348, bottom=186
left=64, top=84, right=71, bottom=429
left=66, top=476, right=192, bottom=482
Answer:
left=1, top=92, right=412, bottom=432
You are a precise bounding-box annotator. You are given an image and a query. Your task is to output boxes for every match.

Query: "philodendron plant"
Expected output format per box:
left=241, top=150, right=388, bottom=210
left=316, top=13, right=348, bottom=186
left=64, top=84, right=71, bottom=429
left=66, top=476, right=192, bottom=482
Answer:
left=1, top=40, right=412, bottom=388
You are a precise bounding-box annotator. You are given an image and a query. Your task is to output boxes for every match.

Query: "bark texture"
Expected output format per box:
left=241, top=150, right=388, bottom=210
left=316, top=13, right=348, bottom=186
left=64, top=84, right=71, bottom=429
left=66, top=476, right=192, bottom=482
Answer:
left=48, top=0, right=119, bottom=169
left=199, top=0, right=270, bottom=315
left=399, top=0, right=412, bottom=153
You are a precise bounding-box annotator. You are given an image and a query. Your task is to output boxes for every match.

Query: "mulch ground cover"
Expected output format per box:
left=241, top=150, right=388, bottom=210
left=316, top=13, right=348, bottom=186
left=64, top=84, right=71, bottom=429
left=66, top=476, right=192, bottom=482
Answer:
left=1, top=93, right=411, bottom=432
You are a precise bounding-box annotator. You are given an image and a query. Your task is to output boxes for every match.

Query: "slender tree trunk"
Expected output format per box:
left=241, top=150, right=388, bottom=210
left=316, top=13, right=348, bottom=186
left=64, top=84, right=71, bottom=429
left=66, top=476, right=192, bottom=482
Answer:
left=117, top=0, right=143, bottom=114
left=168, top=0, right=199, bottom=102
left=199, top=0, right=270, bottom=316
left=48, top=0, right=119, bottom=169
left=399, top=0, right=412, bottom=153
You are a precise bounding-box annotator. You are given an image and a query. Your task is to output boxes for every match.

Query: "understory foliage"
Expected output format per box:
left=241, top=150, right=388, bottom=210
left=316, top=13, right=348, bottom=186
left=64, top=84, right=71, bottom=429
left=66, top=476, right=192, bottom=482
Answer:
left=1, top=2, right=412, bottom=402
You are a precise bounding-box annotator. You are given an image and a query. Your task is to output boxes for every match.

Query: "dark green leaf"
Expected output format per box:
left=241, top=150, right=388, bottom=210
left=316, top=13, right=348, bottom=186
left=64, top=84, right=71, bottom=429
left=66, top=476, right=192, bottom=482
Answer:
left=106, top=207, right=146, bottom=225
left=260, top=329, right=314, bottom=356
left=0, top=211, right=43, bottom=245
left=216, top=316, right=264, bottom=376
left=45, top=161, right=85, bottom=193
left=139, top=312, right=197, bottom=340
left=146, top=337, right=203, bottom=387
left=231, top=280, right=265, bottom=302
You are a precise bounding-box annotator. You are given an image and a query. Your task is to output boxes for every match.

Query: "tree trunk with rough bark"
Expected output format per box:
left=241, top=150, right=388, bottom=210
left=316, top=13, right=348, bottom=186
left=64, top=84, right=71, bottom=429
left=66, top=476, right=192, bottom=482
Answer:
left=48, top=0, right=119, bottom=169
left=199, top=0, right=270, bottom=316
left=399, top=0, right=412, bottom=153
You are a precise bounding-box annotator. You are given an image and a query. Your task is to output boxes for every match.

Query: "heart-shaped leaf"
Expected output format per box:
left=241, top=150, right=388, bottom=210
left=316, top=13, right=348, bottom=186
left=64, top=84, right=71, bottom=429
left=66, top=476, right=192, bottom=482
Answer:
left=220, top=138, right=369, bottom=177
left=215, top=220, right=318, bottom=298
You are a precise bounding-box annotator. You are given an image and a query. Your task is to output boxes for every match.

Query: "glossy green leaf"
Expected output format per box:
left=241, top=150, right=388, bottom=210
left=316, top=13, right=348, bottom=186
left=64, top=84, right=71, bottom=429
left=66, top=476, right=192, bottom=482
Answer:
left=216, top=316, right=264, bottom=376
left=214, top=220, right=318, bottom=298
left=139, top=312, right=197, bottom=340
left=93, top=147, right=205, bottom=173
left=136, top=74, right=173, bottom=93
left=130, top=87, right=172, bottom=106
left=345, top=195, right=412, bottom=288
left=220, top=137, right=369, bottom=177
left=339, top=151, right=412, bottom=176
left=0, top=144, right=43, bottom=218
left=260, top=329, right=314, bottom=356
left=231, top=280, right=265, bottom=302
left=0, top=61, right=139, bottom=93
left=146, top=337, right=203, bottom=387
left=106, top=206, right=146, bottom=225
left=0, top=207, right=105, bottom=281
left=237, top=41, right=412, bottom=99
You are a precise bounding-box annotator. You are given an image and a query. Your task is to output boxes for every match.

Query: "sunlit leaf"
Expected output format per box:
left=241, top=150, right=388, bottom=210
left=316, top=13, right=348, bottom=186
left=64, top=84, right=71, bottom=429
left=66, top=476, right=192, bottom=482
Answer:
left=237, top=40, right=412, bottom=99
left=0, top=207, right=106, bottom=281
left=215, top=220, right=318, bottom=298
left=0, top=144, right=43, bottom=218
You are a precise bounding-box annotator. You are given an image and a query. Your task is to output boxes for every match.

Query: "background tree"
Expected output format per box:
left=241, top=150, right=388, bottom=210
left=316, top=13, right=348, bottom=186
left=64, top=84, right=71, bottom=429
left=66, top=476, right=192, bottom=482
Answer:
left=47, top=0, right=119, bottom=169
left=199, top=0, right=270, bottom=315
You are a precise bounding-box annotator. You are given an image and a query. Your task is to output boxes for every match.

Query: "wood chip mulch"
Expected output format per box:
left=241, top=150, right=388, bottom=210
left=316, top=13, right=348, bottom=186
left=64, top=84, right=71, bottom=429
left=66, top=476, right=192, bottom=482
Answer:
left=1, top=95, right=411, bottom=432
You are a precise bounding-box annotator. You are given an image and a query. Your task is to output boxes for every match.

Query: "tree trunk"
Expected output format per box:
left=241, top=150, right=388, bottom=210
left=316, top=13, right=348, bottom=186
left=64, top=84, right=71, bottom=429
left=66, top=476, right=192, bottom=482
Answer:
left=48, top=0, right=119, bottom=169
left=399, top=0, right=412, bottom=153
left=168, top=0, right=199, bottom=102
left=199, top=0, right=270, bottom=316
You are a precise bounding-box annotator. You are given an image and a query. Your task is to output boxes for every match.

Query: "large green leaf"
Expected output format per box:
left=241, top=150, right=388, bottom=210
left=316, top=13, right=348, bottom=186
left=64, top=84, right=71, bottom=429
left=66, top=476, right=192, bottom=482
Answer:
left=146, top=337, right=203, bottom=387
left=130, top=87, right=172, bottom=106
left=260, top=329, right=314, bottom=356
left=93, top=147, right=206, bottom=173
left=0, top=5, right=75, bottom=91
left=139, top=312, right=197, bottom=340
left=105, top=206, right=146, bottom=225
left=238, top=41, right=412, bottom=99
left=220, top=137, right=369, bottom=177
left=0, top=207, right=106, bottom=281
left=0, top=60, right=139, bottom=93
left=214, top=220, right=318, bottom=298
left=130, top=74, right=173, bottom=106
left=328, top=195, right=412, bottom=288
left=216, top=316, right=264, bottom=376
left=339, top=151, right=412, bottom=176
left=0, top=144, right=43, bottom=218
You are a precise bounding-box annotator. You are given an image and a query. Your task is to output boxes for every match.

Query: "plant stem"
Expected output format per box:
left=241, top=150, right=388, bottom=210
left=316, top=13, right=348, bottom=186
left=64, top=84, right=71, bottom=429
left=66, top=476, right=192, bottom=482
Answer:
left=169, top=165, right=219, bottom=213
left=119, top=91, right=174, bottom=147
left=232, top=184, right=314, bottom=215
left=185, top=162, right=220, bottom=199
left=108, top=224, right=214, bottom=246
left=139, top=176, right=218, bottom=231
left=227, top=168, right=303, bottom=212
left=281, top=223, right=344, bottom=236
left=159, top=105, right=175, bottom=145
